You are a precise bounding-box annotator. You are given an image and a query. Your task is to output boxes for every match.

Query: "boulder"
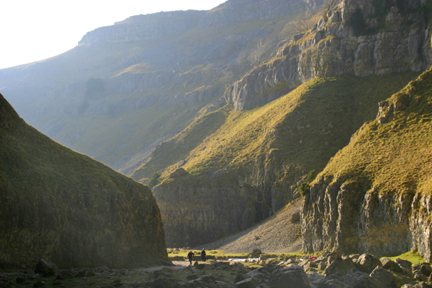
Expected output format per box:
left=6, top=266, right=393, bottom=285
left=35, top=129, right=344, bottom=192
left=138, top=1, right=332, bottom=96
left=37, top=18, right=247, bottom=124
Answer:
left=380, top=258, right=403, bottom=273
left=308, top=272, right=346, bottom=288
left=269, top=266, right=311, bottom=288
left=413, top=263, right=432, bottom=278
left=148, top=275, right=181, bottom=288
left=356, top=254, right=381, bottom=274
left=235, top=278, right=258, bottom=288
left=251, top=249, right=262, bottom=258
left=234, top=273, right=246, bottom=283
left=325, top=257, right=355, bottom=276
left=369, top=266, right=399, bottom=288
left=344, top=268, right=380, bottom=288
left=195, top=274, right=216, bottom=284
left=395, top=258, right=413, bottom=276
left=154, top=267, right=172, bottom=277
left=290, top=210, right=301, bottom=223
left=56, top=269, right=74, bottom=280
left=34, top=259, right=58, bottom=276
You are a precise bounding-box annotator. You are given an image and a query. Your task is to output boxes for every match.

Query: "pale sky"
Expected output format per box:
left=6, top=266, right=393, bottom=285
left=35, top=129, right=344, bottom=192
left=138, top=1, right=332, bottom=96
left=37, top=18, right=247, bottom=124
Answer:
left=0, top=0, right=226, bottom=69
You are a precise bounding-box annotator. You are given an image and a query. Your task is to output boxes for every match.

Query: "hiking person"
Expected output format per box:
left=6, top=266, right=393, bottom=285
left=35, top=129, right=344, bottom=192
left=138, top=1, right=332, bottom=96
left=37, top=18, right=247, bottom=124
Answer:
left=201, top=248, right=206, bottom=262
left=187, top=250, right=194, bottom=265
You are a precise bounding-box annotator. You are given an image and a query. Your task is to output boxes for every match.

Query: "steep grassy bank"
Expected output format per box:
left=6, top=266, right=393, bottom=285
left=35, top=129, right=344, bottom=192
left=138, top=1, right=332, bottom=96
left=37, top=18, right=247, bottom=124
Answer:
left=302, top=67, right=432, bottom=261
left=0, top=93, right=168, bottom=269
left=145, top=72, right=419, bottom=247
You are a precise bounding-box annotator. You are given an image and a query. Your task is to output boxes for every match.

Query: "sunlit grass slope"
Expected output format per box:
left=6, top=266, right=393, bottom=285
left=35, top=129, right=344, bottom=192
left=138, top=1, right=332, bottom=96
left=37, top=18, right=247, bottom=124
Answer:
left=134, top=72, right=419, bottom=185
left=316, top=68, right=432, bottom=196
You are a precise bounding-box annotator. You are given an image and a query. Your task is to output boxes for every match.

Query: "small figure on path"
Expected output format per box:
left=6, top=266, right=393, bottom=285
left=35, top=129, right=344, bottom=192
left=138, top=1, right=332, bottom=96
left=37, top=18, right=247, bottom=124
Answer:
left=201, top=248, right=206, bottom=262
left=187, top=250, right=194, bottom=265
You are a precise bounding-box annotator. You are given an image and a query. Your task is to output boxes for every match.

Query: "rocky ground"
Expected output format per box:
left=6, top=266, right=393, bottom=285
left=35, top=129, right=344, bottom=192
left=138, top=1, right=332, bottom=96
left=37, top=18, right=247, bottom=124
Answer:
left=1, top=252, right=432, bottom=288
left=201, top=198, right=302, bottom=253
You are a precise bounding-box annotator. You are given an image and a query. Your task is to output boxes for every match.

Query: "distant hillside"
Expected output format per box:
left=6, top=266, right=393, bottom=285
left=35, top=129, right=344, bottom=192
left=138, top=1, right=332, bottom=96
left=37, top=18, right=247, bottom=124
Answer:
left=0, top=93, right=168, bottom=269
left=302, top=67, right=432, bottom=261
left=0, top=0, right=326, bottom=175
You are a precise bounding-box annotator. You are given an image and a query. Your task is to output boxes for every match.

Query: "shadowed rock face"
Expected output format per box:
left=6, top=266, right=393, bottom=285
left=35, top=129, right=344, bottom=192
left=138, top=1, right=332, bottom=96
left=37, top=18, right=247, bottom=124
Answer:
left=0, top=93, right=168, bottom=269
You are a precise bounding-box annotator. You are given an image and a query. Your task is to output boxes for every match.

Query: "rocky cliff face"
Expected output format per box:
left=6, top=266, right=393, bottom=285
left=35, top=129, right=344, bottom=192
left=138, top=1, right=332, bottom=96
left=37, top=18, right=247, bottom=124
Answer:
left=301, top=67, right=432, bottom=261
left=225, top=0, right=432, bottom=110
left=199, top=0, right=324, bottom=28
left=0, top=93, right=168, bottom=269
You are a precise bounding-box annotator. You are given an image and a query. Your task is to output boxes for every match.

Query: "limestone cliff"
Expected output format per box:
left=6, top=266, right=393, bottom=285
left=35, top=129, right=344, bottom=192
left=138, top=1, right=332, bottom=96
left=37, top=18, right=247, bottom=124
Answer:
left=225, top=0, right=432, bottom=110
left=301, top=67, right=432, bottom=261
left=0, top=93, right=168, bottom=269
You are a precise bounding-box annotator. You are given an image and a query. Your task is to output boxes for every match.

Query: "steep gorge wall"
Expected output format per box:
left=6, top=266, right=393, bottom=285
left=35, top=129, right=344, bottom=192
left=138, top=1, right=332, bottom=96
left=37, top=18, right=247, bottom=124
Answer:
left=302, top=68, right=432, bottom=260
left=0, top=93, right=169, bottom=269
left=225, top=0, right=432, bottom=110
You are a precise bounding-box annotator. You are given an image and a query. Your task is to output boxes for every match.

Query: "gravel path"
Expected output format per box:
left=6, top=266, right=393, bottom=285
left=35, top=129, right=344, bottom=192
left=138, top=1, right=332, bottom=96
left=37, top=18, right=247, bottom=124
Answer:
left=198, top=198, right=302, bottom=253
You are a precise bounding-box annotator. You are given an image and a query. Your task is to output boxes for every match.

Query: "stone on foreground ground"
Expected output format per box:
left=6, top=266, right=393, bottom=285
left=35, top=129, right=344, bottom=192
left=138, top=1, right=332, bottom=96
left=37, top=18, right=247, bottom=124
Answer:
left=1, top=252, right=431, bottom=288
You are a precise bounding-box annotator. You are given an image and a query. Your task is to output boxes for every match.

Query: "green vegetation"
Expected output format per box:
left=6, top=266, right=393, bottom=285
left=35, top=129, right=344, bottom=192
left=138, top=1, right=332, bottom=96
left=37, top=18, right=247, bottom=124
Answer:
left=141, top=72, right=418, bottom=187
left=147, top=172, right=161, bottom=188
left=318, top=68, right=432, bottom=197
left=132, top=105, right=231, bottom=182
left=389, top=251, right=425, bottom=266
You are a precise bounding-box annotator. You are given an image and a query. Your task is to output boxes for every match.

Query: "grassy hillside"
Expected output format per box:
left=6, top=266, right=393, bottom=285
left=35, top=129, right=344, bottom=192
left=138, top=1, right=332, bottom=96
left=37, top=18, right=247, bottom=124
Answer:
left=136, top=72, right=419, bottom=185
left=315, top=68, right=432, bottom=196
left=0, top=93, right=168, bottom=269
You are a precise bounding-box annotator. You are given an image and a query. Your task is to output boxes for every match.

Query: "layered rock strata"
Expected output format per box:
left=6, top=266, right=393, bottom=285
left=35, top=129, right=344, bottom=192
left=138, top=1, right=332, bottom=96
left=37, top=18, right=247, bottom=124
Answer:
left=225, top=0, right=432, bottom=110
left=302, top=68, right=432, bottom=261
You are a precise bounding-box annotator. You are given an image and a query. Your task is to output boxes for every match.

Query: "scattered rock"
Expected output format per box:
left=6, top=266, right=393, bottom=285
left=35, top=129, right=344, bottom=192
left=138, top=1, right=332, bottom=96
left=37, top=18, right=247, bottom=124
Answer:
left=344, top=268, right=379, bottom=288
left=235, top=277, right=258, bottom=288
left=34, top=259, right=58, bottom=276
left=356, top=254, right=381, bottom=274
left=325, top=257, right=355, bottom=276
left=250, top=249, right=262, bottom=258
left=413, top=263, right=432, bottom=278
left=56, top=269, right=74, bottom=280
left=308, top=272, right=346, bottom=288
left=269, top=266, right=311, bottom=288
left=290, top=210, right=301, bottom=223
left=234, top=273, right=246, bottom=283
left=380, top=257, right=403, bottom=273
left=395, top=258, right=413, bottom=276
left=370, top=266, right=399, bottom=288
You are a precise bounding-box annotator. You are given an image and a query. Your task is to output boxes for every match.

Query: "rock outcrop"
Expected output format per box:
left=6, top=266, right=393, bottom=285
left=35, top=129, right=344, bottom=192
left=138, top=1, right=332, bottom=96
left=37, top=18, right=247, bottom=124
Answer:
left=225, top=0, right=432, bottom=110
left=0, top=93, right=168, bottom=269
left=302, top=67, right=432, bottom=261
